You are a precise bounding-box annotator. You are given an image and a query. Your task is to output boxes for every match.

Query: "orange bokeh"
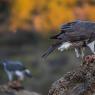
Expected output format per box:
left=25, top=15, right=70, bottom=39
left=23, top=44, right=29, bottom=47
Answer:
left=9, top=0, right=95, bottom=32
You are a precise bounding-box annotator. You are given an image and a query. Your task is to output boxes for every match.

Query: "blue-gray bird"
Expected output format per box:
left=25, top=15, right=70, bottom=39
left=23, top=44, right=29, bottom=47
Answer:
left=42, top=20, right=95, bottom=58
left=0, top=60, right=32, bottom=81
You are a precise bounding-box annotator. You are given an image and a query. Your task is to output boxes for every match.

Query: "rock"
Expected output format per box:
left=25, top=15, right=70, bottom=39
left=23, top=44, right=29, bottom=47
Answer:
left=15, top=90, right=41, bottom=95
left=0, top=83, right=42, bottom=95
left=48, top=61, right=95, bottom=95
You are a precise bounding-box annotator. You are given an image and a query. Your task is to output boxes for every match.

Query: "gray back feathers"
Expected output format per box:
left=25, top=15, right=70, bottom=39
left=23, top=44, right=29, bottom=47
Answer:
left=2, top=60, right=26, bottom=71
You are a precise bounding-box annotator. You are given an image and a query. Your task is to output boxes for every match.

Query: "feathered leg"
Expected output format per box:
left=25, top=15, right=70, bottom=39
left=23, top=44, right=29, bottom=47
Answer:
left=75, top=48, right=80, bottom=58
left=6, top=71, right=13, bottom=81
left=81, top=47, right=85, bottom=58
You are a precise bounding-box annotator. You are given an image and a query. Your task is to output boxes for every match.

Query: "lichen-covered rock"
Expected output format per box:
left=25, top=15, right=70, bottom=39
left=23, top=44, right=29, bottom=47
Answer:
left=0, top=82, right=42, bottom=95
left=48, top=61, right=95, bottom=95
left=15, top=90, right=42, bottom=95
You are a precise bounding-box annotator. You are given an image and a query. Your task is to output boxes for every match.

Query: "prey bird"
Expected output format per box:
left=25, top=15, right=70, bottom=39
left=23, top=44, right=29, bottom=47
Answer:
left=0, top=60, right=32, bottom=82
left=42, top=20, right=95, bottom=58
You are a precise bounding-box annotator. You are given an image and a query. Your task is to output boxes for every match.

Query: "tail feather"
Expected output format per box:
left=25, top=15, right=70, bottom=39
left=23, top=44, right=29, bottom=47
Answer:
left=42, top=42, right=62, bottom=58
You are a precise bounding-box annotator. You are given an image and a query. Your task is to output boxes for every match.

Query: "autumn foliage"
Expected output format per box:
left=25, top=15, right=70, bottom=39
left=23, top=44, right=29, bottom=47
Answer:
left=2, top=0, right=95, bottom=32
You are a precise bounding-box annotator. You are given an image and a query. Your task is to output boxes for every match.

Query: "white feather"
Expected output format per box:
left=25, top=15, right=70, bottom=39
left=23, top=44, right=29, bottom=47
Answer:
left=75, top=48, right=80, bottom=58
left=15, top=71, right=24, bottom=80
left=58, top=42, right=72, bottom=51
left=87, top=41, right=95, bottom=54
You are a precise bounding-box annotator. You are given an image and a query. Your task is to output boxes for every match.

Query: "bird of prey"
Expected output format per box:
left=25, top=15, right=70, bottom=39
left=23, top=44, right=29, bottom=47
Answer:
left=0, top=60, right=32, bottom=81
left=42, top=20, right=95, bottom=58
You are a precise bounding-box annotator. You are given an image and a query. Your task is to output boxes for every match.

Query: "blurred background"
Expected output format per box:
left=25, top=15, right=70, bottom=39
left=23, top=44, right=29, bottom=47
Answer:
left=0, top=0, right=95, bottom=95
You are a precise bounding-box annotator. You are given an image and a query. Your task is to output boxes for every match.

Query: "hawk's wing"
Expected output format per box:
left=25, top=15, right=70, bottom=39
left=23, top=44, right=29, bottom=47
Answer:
left=51, top=31, right=90, bottom=42
left=50, top=21, right=78, bottom=40
left=5, top=61, right=26, bottom=71
left=64, top=32, right=90, bottom=42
